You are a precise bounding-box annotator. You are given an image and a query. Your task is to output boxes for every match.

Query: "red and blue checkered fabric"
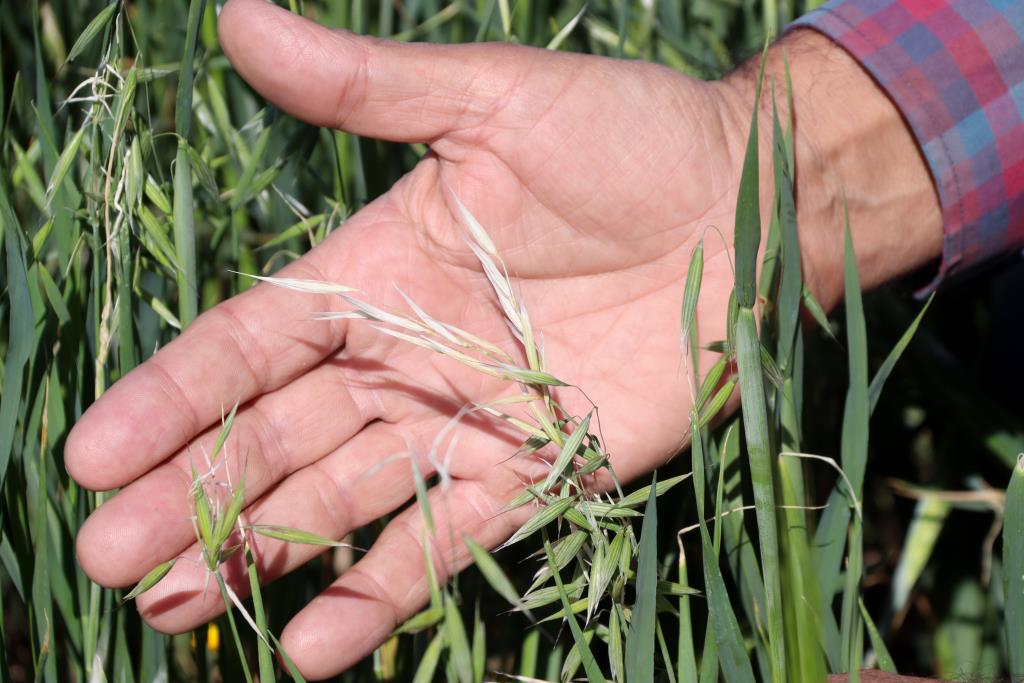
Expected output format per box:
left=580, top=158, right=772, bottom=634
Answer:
left=793, top=0, right=1024, bottom=289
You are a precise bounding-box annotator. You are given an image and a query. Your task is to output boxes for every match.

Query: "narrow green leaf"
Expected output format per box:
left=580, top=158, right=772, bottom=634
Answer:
left=44, top=126, right=84, bottom=207
left=815, top=209, right=870, bottom=635
left=1004, top=456, right=1024, bottom=673
left=463, top=535, right=527, bottom=614
left=472, top=604, right=486, bottom=682
left=175, top=0, right=207, bottom=140
left=802, top=285, right=836, bottom=341
left=625, top=474, right=657, bottom=683
left=733, top=47, right=767, bottom=309
left=411, top=632, right=445, bottom=683
left=65, top=1, right=118, bottom=64
left=734, top=307, right=785, bottom=680
left=890, top=497, right=949, bottom=614
left=859, top=599, right=895, bottom=673
left=35, top=265, right=70, bottom=325
left=172, top=141, right=198, bottom=327
left=269, top=632, right=308, bottom=683
left=542, top=536, right=606, bottom=683
left=676, top=543, right=698, bottom=683
left=700, top=522, right=755, bottom=683
left=868, top=295, right=933, bottom=415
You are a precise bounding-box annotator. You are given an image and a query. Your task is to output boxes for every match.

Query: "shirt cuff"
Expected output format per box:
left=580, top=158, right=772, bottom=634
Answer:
left=790, top=0, right=1024, bottom=293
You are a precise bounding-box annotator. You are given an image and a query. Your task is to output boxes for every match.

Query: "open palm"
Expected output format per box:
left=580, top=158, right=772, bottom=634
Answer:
left=67, top=0, right=754, bottom=677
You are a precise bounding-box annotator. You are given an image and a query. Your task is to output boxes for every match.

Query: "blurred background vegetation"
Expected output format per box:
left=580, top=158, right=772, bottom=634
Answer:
left=2, top=0, right=1024, bottom=681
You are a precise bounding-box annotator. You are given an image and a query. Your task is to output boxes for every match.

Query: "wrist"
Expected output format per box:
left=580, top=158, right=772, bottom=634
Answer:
left=716, top=30, right=943, bottom=310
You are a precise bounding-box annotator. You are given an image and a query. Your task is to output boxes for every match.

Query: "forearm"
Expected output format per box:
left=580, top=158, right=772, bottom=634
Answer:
left=720, top=29, right=944, bottom=309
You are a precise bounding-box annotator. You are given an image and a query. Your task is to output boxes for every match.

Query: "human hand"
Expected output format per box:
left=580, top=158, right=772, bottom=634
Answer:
left=66, top=1, right=941, bottom=678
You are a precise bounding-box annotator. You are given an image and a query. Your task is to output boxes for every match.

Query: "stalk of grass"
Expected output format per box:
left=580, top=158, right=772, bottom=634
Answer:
left=1004, top=455, right=1024, bottom=674
left=624, top=475, right=657, bottom=683
left=244, top=546, right=276, bottom=683
left=8, top=2, right=1018, bottom=680
left=444, top=589, right=475, bottom=683
left=0, top=586, right=7, bottom=680
left=859, top=599, right=896, bottom=673
left=215, top=574, right=254, bottom=683
left=694, top=430, right=754, bottom=683
left=172, top=0, right=206, bottom=328
left=769, top=82, right=829, bottom=683
left=542, top=533, right=605, bottom=683
left=728, top=55, right=787, bottom=679
left=675, top=538, right=699, bottom=683
left=0, top=184, right=31, bottom=487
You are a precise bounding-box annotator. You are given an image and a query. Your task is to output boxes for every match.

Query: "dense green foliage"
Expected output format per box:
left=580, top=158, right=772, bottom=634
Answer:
left=3, top=1, right=1024, bottom=681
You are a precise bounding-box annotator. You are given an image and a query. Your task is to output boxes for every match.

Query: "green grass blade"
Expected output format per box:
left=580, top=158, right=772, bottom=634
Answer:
left=692, top=429, right=754, bottom=683
left=175, top=0, right=206, bottom=141
left=675, top=540, right=698, bottom=683
left=412, top=632, right=445, bottom=683
left=868, top=295, right=933, bottom=415
left=171, top=0, right=206, bottom=327
left=64, top=1, right=118, bottom=64
left=732, top=46, right=766, bottom=310
left=1004, top=456, right=1024, bottom=673
left=858, top=599, right=895, bottom=674
left=815, top=208, right=869, bottom=626
left=519, top=629, right=540, bottom=677
left=463, top=535, right=529, bottom=615
left=801, top=285, right=836, bottom=342
left=839, top=521, right=864, bottom=672
left=624, top=474, right=657, bottom=683
left=216, top=574, right=255, bottom=683
left=444, top=592, right=474, bottom=683
left=0, top=184, right=34, bottom=488
left=734, top=308, right=785, bottom=680
left=890, top=496, right=949, bottom=615
left=172, top=141, right=198, bottom=328
left=245, top=546, right=276, bottom=683
left=43, top=126, right=84, bottom=207
left=472, top=603, right=486, bottom=681
left=542, top=534, right=605, bottom=683
left=269, top=632, right=308, bottom=682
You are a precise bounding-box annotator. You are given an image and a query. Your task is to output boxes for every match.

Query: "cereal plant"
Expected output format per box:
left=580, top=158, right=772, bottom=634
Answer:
left=3, top=1, right=1023, bottom=682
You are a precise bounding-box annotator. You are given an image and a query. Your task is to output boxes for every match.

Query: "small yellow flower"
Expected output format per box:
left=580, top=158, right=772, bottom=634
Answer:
left=206, top=623, right=220, bottom=652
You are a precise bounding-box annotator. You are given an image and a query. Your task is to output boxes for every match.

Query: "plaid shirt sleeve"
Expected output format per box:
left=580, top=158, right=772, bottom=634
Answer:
left=791, top=0, right=1024, bottom=290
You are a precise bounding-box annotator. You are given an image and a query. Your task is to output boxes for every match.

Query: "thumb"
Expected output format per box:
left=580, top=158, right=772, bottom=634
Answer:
left=218, top=0, right=539, bottom=142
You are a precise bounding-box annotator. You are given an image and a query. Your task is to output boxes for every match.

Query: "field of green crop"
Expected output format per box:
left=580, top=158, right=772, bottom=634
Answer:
left=3, top=1, right=1024, bottom=681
